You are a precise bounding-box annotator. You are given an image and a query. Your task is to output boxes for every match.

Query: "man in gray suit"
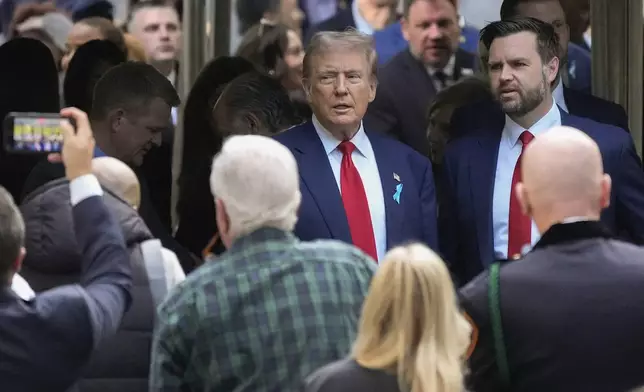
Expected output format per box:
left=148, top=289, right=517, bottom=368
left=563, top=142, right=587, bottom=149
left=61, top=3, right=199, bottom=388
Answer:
left=460, top=126, right=644, bottom=392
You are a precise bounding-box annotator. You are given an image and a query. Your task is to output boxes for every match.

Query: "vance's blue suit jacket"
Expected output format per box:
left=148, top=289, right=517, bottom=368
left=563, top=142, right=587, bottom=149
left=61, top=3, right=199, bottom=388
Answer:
left=274, top=122, right=439, bottom=253
left=440, top=109, right=644, bottom=285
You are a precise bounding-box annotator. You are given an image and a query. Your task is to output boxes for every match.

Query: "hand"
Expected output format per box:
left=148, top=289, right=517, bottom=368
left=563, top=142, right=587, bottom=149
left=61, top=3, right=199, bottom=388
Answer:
left=48, top=107, right=96, bottom=181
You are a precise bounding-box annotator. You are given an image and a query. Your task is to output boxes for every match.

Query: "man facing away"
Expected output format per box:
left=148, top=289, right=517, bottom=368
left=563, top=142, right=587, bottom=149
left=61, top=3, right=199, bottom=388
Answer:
left=0, top=107, right=132, bottom=391
left=460, top=127, right=644, bottom=392
left=439, top=17, right=644, bottom=285
left=274, top=30, right=438, bottom=262
left=149, top=135, right=376, bottom=391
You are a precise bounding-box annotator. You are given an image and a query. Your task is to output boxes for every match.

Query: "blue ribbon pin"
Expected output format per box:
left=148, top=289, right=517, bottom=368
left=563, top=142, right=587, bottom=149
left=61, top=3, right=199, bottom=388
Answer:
left=393, top=183, right=403, bottom=204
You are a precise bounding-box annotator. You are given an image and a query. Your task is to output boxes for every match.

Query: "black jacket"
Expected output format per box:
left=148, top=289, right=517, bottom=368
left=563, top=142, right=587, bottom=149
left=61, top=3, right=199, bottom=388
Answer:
left=20, top=179, right=155, bottom=392
left=460, top=221, right=644, bottom=392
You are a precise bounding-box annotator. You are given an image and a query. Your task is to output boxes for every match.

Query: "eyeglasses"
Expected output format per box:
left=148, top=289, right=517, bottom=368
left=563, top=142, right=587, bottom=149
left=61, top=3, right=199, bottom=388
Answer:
left=201, top=232, right=221, bottom=261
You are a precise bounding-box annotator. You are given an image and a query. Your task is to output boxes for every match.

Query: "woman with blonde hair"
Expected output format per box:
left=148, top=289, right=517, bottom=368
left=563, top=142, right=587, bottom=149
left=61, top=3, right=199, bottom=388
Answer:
left=303, top=243, right=472, bottom=392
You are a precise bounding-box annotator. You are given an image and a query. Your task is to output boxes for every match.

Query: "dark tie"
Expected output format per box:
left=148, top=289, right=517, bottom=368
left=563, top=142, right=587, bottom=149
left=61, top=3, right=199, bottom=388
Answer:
left=507, top=131, right=535, bottom=259
left=338, top=141, right=378, bottom=261
left=434, top=70, right=448, bottom=90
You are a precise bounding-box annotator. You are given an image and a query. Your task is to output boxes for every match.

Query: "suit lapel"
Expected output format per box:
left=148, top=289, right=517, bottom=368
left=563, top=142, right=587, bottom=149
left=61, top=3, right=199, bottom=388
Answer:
left=368, top=132, right=404, bottom=248
left=453, top=49, right=476, bottom=80
left=292, top=123, right=352, bottom=241
left=471, top=126, right=503, bottom=266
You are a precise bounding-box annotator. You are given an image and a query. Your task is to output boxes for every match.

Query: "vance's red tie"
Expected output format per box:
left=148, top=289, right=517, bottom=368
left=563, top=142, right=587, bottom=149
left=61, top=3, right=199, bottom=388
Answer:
left=507, top=131, right=535, bottom=259
left=338, top=141, right=378, bottom=261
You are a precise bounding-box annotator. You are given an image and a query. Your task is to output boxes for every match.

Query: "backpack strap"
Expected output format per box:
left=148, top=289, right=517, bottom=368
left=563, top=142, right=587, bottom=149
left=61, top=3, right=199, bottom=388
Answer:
left=488, top=262, right=510, bottom=387
left=140, top=239, right=168, bottom=310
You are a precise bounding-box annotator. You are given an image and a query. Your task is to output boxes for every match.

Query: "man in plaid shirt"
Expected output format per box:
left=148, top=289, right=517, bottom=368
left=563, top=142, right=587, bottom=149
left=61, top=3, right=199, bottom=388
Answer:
left=149, top=135, right=376, bottom=391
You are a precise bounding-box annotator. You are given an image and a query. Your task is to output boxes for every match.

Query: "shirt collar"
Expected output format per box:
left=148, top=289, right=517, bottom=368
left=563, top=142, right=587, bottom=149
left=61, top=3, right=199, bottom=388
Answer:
left=503, top=100, right=561, bottom=148
left=312, top=115, right=370, bottom=159
left=552, top=78, right=568, bottom=112
left=427, top=54, right=455, bottom=78
left=352, top=0, right=374, bottom=35
left=168, top=68, right=177, bottom=87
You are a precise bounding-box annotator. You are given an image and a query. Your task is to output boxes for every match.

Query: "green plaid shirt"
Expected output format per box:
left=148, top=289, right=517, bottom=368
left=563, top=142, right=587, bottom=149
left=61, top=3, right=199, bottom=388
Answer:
left=149, top=227, right=376, bottom=392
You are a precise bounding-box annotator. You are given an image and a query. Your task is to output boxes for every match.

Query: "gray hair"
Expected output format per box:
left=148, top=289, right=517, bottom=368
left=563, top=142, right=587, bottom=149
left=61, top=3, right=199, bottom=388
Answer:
left=303, top=29, right=378, bottom=82
left=210, top=135, right=301, bottom=238
left=0, top=187, right=24, bottom=278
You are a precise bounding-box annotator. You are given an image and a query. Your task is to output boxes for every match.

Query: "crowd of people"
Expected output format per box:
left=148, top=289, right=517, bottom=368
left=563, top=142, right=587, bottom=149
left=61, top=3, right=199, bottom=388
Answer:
left=1, top=0, right=644, bottom=391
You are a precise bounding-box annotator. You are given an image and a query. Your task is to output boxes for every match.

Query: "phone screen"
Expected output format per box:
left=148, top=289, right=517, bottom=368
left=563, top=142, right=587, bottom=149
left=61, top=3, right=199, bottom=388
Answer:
left=7, top=115, right=64, bottom=153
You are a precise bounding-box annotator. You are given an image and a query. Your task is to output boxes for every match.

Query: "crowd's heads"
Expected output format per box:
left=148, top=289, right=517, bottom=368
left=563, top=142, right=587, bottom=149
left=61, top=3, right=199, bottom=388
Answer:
left=9, top=2, right=73, bottom=68
left=62, top=16, right=126, bottom=71
left=0, top=186, right=26, bottom=287
left=236, top=21, right=304, bottom=91
left=64, top=39, right=126, bottom=113
left=237, top=0, right=304, bottom=37
left=480, top=17, right=559, bottom=118
left=57, top=0, right=115, bottom=22
left=127, top=0, right=181, bottom=67
left=500, top=0, right=570, bottom=65
left=91, top=62, right=179, bottom=166
left=213, top=71, right=304, bottom=139
left=402, top=0, right=460, bottom=69
left=517, top=126, right=611, bottom=233
left=209, top=135, right=301, bottom=248
left=303, top=30, right=377, bottom=139
left=92, top=157, right=141, bottom=210
left=426, top=76, right=492, bottom=163
left=352, top=243, right=471, bottom=392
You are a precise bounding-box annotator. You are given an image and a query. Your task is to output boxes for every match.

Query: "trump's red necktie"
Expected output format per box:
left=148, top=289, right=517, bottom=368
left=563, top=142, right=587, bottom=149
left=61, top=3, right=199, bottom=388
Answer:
left=338, top=141, right=378, bottom=261
left=507, top=131, right=534, bottom=259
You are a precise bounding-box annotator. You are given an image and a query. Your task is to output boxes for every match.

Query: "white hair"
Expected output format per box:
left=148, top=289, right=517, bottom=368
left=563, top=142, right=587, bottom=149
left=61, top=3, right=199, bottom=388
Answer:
left=210, top=135, right=301, bottom=238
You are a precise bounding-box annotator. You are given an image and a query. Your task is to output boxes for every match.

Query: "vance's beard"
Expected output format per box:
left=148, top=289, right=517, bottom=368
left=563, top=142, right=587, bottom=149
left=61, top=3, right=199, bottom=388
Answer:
left=497, top=78, right=548, bottom=117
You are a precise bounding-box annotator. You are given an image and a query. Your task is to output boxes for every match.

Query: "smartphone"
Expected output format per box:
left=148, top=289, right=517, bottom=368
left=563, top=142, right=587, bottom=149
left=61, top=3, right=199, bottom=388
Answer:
left=3, top=112, right=66, bottom=154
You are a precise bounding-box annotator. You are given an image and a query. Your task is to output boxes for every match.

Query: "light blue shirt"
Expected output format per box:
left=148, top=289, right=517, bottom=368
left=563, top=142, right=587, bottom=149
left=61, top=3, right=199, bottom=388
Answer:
left=552, top=79, right=568, bottom=113
left=352, top=0, right=374, bottom=35
left=306, top=0, right=338, bottom=25
left=312, top=116, right=387, bottom=261
left=492, top=101, right=561, bottom=259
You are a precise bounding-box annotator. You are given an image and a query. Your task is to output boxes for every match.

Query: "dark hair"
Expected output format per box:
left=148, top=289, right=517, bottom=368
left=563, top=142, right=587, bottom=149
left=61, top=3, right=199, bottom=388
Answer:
left=479, top=17, right=560, bottom=64
left=236, top=0, right=281, bottom=34
left=91, top=62, right=180, bottom=121
left=0, top=186, right=25, bottom=281
left=403, top=0, right=457, bottom=17
left=236, top=22, right=291, bottom=80
left=215, top=71, right=304, bottom=138
left=71, top=1, right=114, bottom=22
left=77, top=17, right=127, bottom=55
left=64, top=40, right=127, bottom=113
left=426, top=76, right=492, bottom=163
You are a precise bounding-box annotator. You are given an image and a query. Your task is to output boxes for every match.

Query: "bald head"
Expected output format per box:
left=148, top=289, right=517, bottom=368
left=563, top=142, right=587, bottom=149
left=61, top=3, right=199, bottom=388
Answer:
left=92, top=157, right=141, bottom=209
left=517, top=126, right=611, bottom=232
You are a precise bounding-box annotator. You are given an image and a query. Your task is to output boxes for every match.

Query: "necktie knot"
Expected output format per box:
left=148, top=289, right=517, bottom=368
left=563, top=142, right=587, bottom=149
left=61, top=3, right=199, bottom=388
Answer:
left=520, top=131, right=534, bottom=146
left=338, top=140, right=356, bottom=156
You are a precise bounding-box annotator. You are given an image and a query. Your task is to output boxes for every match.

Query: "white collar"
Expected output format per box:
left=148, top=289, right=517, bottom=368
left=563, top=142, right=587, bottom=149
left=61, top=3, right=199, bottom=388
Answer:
left=503, top=101, right=561, bottom=148
left=427, top=55, right=455, bottom=79
left=552, top=78, right=568, bottom=112
left=312, top=115, right=371, bottom=159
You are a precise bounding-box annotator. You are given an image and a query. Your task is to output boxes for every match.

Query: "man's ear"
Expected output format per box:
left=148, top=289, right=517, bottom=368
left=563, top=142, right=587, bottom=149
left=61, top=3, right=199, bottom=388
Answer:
left=245, top=113, right=262, bottom=134
left=516, top=182, right=531, bottom=217
left=107, top=108, right=126, bottom=133
left=215, top=198, right=230, bottom=236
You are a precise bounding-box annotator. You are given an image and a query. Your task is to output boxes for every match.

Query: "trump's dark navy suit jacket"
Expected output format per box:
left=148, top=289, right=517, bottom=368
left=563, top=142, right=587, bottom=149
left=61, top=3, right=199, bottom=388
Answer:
left=274, top=121, right=439, bottom=254
left=440, top=109, right=644, bottom=285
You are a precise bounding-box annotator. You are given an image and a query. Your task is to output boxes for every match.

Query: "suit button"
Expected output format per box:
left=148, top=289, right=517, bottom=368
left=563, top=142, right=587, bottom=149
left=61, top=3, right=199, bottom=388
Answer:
left=511, top=253, right=521, bottom=260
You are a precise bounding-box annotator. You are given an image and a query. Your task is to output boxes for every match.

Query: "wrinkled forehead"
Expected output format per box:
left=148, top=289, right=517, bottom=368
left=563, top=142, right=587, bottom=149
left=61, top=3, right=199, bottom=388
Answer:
left=309, top=48, right=372, bottom=74
left=488, top=32, right=539, bottom=62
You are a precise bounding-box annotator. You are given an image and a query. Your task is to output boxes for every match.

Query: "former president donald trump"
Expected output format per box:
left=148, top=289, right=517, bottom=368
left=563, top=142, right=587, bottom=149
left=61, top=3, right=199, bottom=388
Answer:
left=274, top=30, right=438, bottom=261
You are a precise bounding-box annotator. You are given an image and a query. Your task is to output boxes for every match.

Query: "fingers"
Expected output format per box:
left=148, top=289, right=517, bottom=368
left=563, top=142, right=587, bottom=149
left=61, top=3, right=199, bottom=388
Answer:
left=59, top=117, right=75, bottom=142
left=60, top=107, right=91, bottom=138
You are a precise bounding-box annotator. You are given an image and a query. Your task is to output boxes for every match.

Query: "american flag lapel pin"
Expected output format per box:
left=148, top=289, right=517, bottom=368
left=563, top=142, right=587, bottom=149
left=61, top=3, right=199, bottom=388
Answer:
left=393, top=172, right=400, bottom=182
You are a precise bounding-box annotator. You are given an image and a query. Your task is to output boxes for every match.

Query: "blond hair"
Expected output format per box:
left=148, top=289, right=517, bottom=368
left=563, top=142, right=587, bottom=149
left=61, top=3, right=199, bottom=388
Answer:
left=352, top=243, right=471, bottom=392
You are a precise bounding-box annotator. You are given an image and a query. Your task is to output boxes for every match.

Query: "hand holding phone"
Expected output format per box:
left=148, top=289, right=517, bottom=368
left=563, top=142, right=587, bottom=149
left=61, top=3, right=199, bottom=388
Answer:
left=51, top=107, right=96, bottom=181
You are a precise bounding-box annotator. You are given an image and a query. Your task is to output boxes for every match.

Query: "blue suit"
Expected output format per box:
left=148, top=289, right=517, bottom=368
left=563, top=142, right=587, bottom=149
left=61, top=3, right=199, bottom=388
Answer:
left=566, top=42, right=592, bottom=94
left=440, top=109, right=644, bottom=285
left=0, top=193, right=131, bottom=391
left=274, top=122, right=439, bottom=252
left=373, top=21, right=480, bottom=66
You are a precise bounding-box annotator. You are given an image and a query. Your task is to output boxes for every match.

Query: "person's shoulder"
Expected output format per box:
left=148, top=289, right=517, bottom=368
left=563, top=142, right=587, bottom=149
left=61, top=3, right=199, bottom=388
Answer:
left=564, top=112, right=630, bottom=146
left=368, top=131, right=430, bottom=162
left=273, top=121, right=311, bottom=143
left=303, top=358, right=365, bottom=392
left=296, top=239, right=377, bottom=273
